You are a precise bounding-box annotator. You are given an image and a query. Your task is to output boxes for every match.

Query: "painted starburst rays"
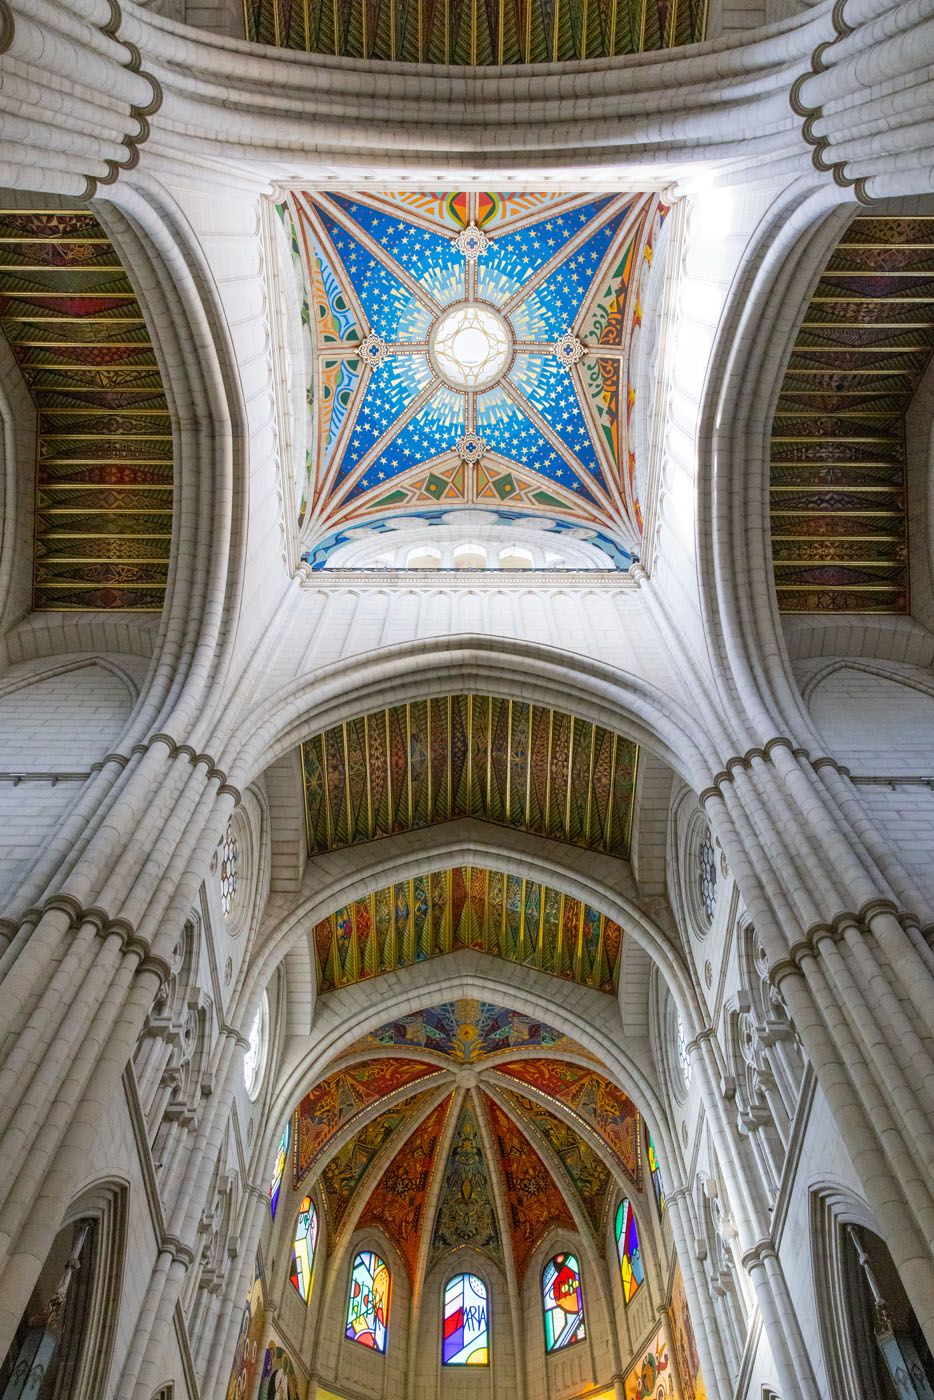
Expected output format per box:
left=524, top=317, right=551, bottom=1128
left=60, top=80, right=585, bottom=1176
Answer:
left=287, top=190, right=668, bottom=547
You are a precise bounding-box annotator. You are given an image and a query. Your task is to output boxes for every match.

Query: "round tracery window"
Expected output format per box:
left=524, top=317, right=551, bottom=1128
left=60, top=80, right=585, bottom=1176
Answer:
left=219, top=824, right=240, bottom=920
left=697, top=827, right=717, bottom=925
left=243, top=993, right=268, bottom=1101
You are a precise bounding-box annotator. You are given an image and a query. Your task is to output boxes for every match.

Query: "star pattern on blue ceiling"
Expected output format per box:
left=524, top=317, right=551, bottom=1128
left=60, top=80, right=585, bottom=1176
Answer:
left=290, top=190, right=659, bottom=538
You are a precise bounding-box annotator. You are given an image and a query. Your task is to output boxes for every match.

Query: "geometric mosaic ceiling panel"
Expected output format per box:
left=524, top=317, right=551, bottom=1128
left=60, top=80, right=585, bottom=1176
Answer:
left=302, top=694, right=638, bottom=857
left=312, top=864, right=624, bottom=994
left=292, top=1002, right=645, bottom=1284
left=247, top=0, right=705, bottom=64
left=0, top=210, right=172, bottom=610
left=770, top=213, right=934, bottom=613
left=283, top=191, right=668, bottom=556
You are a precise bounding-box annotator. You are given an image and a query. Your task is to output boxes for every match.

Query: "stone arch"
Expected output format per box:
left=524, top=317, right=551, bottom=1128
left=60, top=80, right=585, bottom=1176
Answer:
left=809, top=1182, right=883, bottom=1400
left=0, top=656, right=138, bottom=771
left=802, top=659, right=934, bottom=775
left=223, top=634, right=717, bottom=794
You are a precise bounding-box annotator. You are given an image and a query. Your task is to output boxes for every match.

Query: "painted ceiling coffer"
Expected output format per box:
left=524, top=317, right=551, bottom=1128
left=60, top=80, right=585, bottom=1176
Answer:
left=770, top=213, right=934, bottom=614
left=0, top=209, right=173, bottom=610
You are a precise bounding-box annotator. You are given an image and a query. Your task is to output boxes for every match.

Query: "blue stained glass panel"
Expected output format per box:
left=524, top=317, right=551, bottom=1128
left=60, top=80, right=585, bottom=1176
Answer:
left=615, top=1198, right=645, bottom=1304
left=269, top=1123, right=290, bottom=1219
left=442, top=1272, right=489, bottom=1365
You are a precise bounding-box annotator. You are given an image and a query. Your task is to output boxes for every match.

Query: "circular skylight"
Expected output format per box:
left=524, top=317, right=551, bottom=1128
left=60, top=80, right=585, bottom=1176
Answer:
left=430, top=304, right=511, bottom=390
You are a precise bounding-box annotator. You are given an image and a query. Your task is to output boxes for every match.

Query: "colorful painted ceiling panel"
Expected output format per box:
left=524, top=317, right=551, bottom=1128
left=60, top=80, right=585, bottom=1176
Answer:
left=358, top=1096, right=453, bottom=1281
left=286, top=191, right=669, bottom=555
left=0, top=210, right=172, bottom=609
left=497, top=1086, right=613, bottom=1237
left=341, top=999, right=594, bottom=1063
left=494, top=1058, right=641, bottom=1182
left=302, top=694, right=638, bottom=857
left=245, top=0, right=706, bottom=61
left=319, top=1089, right=439, bottom=1239
left=770, top=214, right=934, bottom=612
left=482, top=1093, right=575, bottom=1280
left=293, top=1060, right=442, bottom=1185
left=313, top=865, right=623, bottom=994
left=429, top=1102, right=502, bottom=1267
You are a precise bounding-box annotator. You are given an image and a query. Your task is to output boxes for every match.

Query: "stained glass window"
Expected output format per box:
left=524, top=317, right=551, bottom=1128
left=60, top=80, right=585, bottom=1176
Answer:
left=442, top=1272, right=489, bottom=1366
left=542, top=1253, right=586, bottom=1352
left=615, top=1199, right=645, bottom=1305
left=646, top=1127, right=667, bottom=1216
left=220, top=823, right=240, bottom=919
left=346, top=1251, right=391, bottom=1353
left=289, top=1197, right=318, bottom=1302
left=697, top=827, right=717, bottom=924
left=269, top=1122, right=289, bottom=1219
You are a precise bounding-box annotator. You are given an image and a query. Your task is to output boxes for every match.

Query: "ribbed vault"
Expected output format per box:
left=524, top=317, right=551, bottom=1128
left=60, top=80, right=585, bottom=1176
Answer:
left=289, top=1000, right=645, bottom=1287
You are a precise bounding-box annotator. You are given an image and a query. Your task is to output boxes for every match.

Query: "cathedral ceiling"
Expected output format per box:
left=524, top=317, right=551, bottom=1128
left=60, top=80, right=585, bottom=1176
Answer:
left=247, top=0, right=706, bottom=63
left=283, top=191, right=668, bottom=561
left=312, top=864, right=624, bottom=993
left=0, top=209, right=172, bottom=610
left=293, top=1002, right=645, bottom=1286
left=770, top=213, right=934, bottom=613
left=302, top=694, right=638, bottom=856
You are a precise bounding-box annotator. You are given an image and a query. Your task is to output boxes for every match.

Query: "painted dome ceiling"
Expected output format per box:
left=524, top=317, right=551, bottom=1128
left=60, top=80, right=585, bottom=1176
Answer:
left=280, top=191, right=669, bottom=565
left=290, top=1000, right=646, bottom=1284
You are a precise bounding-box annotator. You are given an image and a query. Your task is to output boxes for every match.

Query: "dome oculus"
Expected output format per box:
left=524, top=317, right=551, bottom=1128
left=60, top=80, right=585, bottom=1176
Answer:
left=430, top=304, right=511, bottom=390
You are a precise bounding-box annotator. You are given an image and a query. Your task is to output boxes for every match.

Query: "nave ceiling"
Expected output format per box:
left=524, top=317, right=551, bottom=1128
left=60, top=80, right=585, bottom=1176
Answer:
left=286, top=1000, right=650, bottom=1291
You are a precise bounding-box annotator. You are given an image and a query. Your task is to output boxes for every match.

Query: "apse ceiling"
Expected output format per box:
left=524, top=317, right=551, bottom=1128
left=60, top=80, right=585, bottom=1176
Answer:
left=283, top=191, right=668, bottom=563
left=770, top=213, right=934, bottom=613
left=0, top=209, right=172, bottom=610
left=302, top=695, right=638, bottom=856
left=247, top=0, right=706, bottom=62
left=291, top=1001, right=645, bottom=1284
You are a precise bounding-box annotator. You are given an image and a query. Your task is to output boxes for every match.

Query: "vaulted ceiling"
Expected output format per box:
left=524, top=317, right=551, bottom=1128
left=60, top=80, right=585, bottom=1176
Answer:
left=0, top=209, right=172, bottom=610
left=246, top=0, right=706, bottom=62
left=770, top=212, right=934, bottom=613
left=291, top=1000, right=645, bottom=1284
left=313, top=865, right=624, bottom=993
left=283, top=190, right=668, bottom=561
left=302, top=695, right=638, bottom=856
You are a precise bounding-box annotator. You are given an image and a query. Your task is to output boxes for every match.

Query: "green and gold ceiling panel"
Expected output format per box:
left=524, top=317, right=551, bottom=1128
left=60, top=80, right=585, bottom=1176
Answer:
left=302, top=694, right=637, bottom=857
left=770, top=214, right=934, bottom=613
left=246, top=0, right=706, bottom=63
left=313, top=865, right=623, bottom=994
left=0, top=210, right=173, bottom=610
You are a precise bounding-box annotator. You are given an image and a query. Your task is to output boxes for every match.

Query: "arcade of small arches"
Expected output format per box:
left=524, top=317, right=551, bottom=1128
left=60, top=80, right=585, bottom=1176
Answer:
left=0, top=4, right=933, bottom=1400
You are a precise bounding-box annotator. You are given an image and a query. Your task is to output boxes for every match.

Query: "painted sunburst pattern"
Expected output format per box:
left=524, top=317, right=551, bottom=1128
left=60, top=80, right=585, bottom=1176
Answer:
left=283, top=190, right=669, bottom=560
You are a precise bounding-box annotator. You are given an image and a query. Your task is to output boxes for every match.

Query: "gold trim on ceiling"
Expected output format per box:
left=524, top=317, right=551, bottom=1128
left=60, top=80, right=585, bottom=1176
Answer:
left=0, top=210, right=173, bottom=611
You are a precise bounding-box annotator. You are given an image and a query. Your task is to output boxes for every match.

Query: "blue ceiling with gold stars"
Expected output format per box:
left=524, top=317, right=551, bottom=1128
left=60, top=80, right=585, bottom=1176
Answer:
left=283, top=190, right=670, bottom=559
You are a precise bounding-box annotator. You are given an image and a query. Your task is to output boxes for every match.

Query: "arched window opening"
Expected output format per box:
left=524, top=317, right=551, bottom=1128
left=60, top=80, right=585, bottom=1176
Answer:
left=442, top=1272, right=489, bottom=1365
left=243, top=993, right=268, bottom=1101
left=646, top=1127, right=667, bottom=1216
left=452, top=543, right=487, bottom=570
left=289, top=1197, right=318, bottom=1303
left=845, top=1226, right=934, bottom=1400
left=0, top=1218, right=95, bottom=1399
left=543, top=1252, right=586, bottom=1351
left=615, top=1199, right=645, bottom=1305
left=498, top=544, right=534, bottom=569
left=346, top=1251, right=391, bottom=1353
left=405, top=545, right=441, bottom=569
left=269, top=1123, right=290, bottom=1219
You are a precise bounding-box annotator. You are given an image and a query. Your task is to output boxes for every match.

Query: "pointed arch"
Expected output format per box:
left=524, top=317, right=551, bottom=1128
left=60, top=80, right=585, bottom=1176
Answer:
left=269, top=1121, right=290, bottom=1218
left=289, top=1196, right=318, bottom=1302
left=542, top=1251, right=586, bottom=1351
left=442, top=1271, right=489, bottom=1366
left=614, top=1198, right=644, bottom=1305
left=345, top=1249, right=391, bottom=1352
